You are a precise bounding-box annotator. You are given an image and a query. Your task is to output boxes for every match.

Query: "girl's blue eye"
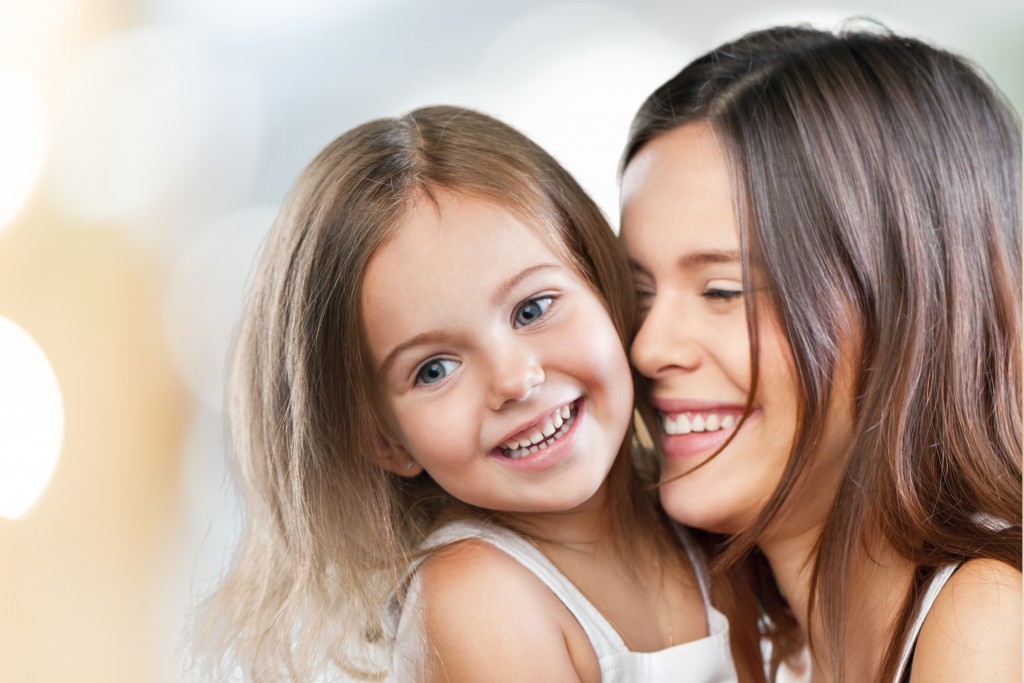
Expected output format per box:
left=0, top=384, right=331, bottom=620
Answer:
left=513, top=296, right=553, bottom=328
left=415, top=358, right=460, bottom=386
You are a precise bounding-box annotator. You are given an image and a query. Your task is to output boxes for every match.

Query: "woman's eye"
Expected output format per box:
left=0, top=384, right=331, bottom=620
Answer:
left=415, top=358, right=460, bottom=386
left=634, top=286, right=655, bottom=312
left=703, top=289, right=742, bottom=301
left=703, top=280, right=743, bottom=302
left=513, top=296, right=553, bottom=328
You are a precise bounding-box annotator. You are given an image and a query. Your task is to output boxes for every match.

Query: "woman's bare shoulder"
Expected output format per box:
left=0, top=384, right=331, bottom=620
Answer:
left=910, top=558, right=1021, bottom=683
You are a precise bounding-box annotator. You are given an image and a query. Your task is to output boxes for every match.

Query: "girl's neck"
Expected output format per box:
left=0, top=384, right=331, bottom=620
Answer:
left=761, top=527, right=915, bottom=683
left=501, top=480, right=623, bottom=548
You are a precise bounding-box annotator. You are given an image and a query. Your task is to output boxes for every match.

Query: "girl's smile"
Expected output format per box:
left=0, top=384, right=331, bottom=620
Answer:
left=497, top=399, right=577, bottom=457
left=362, top=191, right=634, bottom=513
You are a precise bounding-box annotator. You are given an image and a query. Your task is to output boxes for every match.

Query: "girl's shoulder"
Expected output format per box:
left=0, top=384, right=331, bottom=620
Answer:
left=910, top=558, right=1021, bottom=683
left=408, top=537, right=598, bottom=681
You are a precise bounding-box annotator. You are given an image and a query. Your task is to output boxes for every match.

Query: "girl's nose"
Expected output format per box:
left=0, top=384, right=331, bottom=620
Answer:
left=487, top=341, right=545, bottom=410
left=630, top=298, right=701, bottom=380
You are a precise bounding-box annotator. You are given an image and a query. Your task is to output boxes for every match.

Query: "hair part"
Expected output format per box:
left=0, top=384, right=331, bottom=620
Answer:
left=624, top=22, right=1022, bottom=683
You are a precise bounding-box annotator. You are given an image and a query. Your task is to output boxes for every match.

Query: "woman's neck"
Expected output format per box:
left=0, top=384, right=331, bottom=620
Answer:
left=761, top=527, right=915, bottom=683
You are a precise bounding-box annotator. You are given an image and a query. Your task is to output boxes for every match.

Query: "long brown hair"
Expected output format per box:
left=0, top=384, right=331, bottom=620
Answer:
left=623, top=23, right=1022, bottom=682
left=196, top=105, right=650, bottom=681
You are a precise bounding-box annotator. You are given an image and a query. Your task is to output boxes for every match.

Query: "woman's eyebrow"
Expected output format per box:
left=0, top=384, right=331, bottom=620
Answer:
left=628, top=249, right=741, bottom=276
left=675, top=249, right=741, bottom=268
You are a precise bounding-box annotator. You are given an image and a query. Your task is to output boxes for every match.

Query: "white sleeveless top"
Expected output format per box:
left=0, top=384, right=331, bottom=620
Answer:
left=384, top=519, right=738, bottom=682
left=891, top=564, right=959, bottom=683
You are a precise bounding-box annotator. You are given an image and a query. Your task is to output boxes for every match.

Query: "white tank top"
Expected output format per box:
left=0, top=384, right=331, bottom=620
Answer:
left=384, top=519, right=738, bottom=682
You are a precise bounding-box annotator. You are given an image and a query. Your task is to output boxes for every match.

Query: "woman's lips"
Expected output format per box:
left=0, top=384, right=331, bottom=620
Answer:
left=651, top=400, right=751, bottom=460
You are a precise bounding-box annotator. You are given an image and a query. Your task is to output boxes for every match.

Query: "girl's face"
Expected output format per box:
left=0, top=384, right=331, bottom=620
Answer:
left=620, top=123, right=847, bottom=537
left=362, top=192, right=634, bottom=514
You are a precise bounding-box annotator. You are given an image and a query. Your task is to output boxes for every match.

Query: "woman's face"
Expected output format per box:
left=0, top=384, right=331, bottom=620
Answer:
left=620, top=122, right=847, bottom=537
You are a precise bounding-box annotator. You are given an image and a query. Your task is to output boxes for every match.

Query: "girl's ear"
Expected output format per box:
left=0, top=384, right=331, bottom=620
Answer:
left=375, top=431, right=424, bottom=478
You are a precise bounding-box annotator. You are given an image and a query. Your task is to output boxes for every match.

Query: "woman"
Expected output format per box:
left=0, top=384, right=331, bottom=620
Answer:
left=619, top=24, right=1021, bottom=683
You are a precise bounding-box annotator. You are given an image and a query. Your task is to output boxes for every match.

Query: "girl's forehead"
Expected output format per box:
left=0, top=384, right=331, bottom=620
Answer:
left=368, top=193, right=566, bottom=291
left=360, top=193, right=590, bottom=365
left=393, top=188, right=580, bottom=266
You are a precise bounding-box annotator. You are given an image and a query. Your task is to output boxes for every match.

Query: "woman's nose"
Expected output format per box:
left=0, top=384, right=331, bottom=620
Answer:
left=630, top=298, right=701, bottom=379
left=486, top=341, right=545, bottom=410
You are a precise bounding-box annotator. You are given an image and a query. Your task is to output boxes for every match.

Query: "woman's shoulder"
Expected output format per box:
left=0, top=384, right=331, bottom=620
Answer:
left=910, top=558, right=1021, bottom=682
left=409, top=538, right=595, bottom=681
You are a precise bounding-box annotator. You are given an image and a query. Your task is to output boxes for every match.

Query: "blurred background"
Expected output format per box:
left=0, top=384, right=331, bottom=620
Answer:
left=0, top=0, right=1019, bottom=680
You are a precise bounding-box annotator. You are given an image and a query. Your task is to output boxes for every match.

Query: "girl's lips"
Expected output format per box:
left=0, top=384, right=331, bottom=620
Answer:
left=490, top=400, right=584, bottom=472
left=498, top=400, right=577, bottom=451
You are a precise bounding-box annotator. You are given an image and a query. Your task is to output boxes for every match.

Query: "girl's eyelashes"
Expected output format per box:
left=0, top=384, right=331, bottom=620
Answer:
left=414, top=358, right=460, bottom=386
left=513, top=295, right=554, bottom=328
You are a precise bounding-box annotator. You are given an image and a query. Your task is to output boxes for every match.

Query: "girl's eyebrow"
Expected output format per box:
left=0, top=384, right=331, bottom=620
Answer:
left=378, top=330, right=451, bottom=377
left=494, top=263, right=561, bottom=304
left=378, top=263, right=563, bottom=376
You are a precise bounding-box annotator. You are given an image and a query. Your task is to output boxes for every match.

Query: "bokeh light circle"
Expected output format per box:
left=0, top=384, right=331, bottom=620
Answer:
left=0, top=317, right=65, bottom=520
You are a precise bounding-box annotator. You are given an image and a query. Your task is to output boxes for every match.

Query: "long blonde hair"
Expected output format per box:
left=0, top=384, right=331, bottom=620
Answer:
left=196, top=105, right=647, bottom=681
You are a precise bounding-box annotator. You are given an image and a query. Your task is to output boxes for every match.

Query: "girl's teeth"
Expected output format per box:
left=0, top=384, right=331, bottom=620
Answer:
left=721, top=415, right=735, bottom=429
left=705, top=414, right=720, bottom=431
left=691, top=414, right=705, bottom=432
left=500, top=402, right=576, bottom=457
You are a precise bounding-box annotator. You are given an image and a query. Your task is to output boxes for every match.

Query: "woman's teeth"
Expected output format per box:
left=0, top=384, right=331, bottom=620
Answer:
left=662, top=412, right=736, bottom=436
left=500, top=404, right=575, bottom=459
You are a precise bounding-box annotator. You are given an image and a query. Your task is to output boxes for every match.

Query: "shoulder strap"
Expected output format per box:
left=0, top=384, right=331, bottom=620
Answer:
left=423, top=520, right=628, bottom=656
left=893, top=564, right=959, bottom=683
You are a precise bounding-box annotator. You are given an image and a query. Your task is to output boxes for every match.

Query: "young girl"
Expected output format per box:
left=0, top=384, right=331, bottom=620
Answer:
left=198, top=105, right=742, bottom=681
left=619, top=24, right=1021, bottom=683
